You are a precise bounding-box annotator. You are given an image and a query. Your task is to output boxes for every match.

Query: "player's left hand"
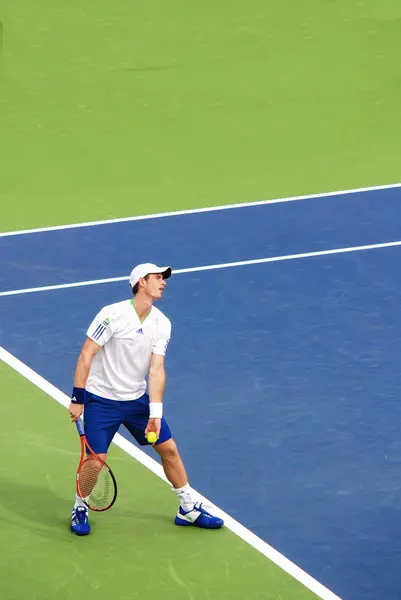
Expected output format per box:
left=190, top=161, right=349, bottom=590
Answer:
left=145, top=418, right=161, bottom=440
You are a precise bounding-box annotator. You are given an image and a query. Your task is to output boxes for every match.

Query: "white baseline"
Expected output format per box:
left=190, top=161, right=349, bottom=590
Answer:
left=0, top=182, right=400, bottom=238
left=1, top=239, right=401, bottom=298
left=0, top=345, right=342, bottom=600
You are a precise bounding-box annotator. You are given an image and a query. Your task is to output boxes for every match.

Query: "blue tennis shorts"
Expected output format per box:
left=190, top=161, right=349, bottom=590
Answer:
left=84, top=391, right=172, bottom=454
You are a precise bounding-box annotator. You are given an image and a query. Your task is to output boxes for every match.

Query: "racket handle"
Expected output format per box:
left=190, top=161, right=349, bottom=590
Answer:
left=75, top=418, right=85, bottom=436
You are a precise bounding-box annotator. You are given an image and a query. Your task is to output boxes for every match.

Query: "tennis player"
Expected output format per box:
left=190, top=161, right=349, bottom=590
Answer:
left=68, top=263, right=223, bottom=535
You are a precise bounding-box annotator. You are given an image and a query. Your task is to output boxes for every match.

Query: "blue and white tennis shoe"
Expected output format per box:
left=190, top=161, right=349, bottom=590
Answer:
left=71, top=506, right=91, bottom=536
left=175, top=502, right=224, bottom=529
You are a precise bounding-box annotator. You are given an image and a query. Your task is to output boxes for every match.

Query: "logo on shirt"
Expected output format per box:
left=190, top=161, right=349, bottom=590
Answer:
left=92, top=318, right=110, bottom=341
left=136, top=328, right=144, bottom=334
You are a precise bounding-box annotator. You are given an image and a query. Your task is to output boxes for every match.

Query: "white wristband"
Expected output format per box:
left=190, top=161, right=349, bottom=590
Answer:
left=149, top=402, right=163, bottom=419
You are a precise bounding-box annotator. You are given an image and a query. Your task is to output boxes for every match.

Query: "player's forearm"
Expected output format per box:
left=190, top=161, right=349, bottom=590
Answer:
left=74, top=352, right=93, bottom=388
left=148, top=367, right=165, bottom=405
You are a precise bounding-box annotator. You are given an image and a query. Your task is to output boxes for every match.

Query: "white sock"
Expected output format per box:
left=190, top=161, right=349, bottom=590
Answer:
left=174, top=483, right=195, bottom=512
left=74, top=494, right=86, bottom=509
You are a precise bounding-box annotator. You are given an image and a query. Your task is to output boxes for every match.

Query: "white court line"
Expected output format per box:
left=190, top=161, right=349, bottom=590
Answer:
left=1, top=238, right=401, bottom=297
left=0, top=345, right=342, bottom=600
left=1, top=182, right=400, bottom=238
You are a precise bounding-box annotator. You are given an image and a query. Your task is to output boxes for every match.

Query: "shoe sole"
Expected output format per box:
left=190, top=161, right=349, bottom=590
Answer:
left=174, top=517, right=223, bottom=529
left=70, top=527, right=91, bottom=536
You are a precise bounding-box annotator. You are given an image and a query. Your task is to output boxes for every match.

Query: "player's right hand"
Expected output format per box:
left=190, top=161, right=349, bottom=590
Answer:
left=68, top=402, right=84, bottom=422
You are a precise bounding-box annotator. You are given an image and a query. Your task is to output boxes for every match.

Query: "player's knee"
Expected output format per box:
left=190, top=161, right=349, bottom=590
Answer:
left=155, top=439, right=179, bottom=460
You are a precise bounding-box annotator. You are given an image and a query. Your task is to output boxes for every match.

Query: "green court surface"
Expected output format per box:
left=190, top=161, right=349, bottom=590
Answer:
left=1, top=1, right=401, bottom=231
left=0, top=361, right=318, bottom=600
left=1, top=2, right=401, bottom=599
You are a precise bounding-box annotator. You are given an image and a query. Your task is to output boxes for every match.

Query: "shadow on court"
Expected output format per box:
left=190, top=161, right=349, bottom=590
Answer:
left=0, top=476, right=174, bottom=537
left=0, top=477, right=71, bottom=529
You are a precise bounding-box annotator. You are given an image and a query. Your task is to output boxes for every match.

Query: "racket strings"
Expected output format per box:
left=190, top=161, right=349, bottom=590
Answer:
left=78, top=458, right=115, bottom=510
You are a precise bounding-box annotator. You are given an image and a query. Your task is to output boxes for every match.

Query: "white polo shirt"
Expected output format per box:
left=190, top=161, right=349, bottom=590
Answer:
left=85, top=299, right=171, bottom=401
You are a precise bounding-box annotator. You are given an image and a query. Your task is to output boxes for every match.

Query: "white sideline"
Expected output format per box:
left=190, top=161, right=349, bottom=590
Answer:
left=1, top=238, right=401, bottom=297
left=0, top=345, right=342, bottom=600
left=0, top=182, right=400, bottom=237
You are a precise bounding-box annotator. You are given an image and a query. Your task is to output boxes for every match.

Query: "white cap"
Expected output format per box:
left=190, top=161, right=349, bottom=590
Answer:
left=129, top=263, right=172, bottom=288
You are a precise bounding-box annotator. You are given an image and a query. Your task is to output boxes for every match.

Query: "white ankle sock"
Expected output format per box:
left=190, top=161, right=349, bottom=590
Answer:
left=174, top=483, right=195, bottom=511
left=74, top=494, right=86, bottom=509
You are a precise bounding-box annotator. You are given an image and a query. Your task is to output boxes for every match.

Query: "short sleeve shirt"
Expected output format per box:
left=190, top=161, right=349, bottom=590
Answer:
left=85, top=299, right=171, bottom=400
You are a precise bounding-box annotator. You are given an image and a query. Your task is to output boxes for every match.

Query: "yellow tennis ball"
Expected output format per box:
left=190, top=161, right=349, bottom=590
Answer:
left=147, top=432, right=157, bottom=444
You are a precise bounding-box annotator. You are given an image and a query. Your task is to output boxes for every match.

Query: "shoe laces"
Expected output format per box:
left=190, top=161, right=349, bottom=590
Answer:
left=73, top=507, right=88, bottom=524
left=193, top=502, right=213, bottom=517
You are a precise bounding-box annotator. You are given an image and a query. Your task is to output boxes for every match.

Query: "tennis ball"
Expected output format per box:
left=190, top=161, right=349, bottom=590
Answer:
left=147, top=431, right=157, bottom=444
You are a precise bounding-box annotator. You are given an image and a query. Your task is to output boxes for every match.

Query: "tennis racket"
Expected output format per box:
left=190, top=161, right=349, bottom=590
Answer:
left=75, top=418, right=117, bottom=512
